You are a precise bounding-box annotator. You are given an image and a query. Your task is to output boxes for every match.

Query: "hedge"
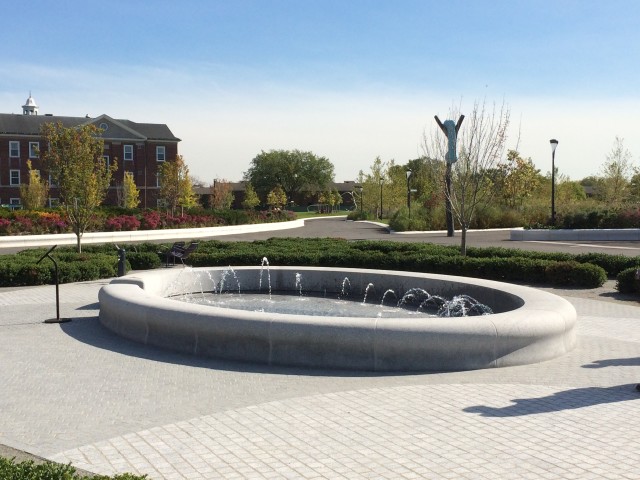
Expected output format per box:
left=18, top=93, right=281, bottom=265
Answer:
left=616, top=267, right=640, bottom=294
left=0, top=456, right=146, bottom=479
left=5, top=237, right=635, bottom=289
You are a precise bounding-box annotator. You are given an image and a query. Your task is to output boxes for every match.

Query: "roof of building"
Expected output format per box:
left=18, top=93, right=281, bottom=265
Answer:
left=0, top=113, right=180, bottom=142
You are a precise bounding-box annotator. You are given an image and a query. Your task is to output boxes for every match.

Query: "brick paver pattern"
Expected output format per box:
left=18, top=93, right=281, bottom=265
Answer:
left=1, top=279, right=639, bottom=479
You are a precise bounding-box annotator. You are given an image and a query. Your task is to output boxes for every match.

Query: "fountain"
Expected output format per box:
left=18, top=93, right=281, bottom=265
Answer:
left=99, top=266, right=577, bottom=372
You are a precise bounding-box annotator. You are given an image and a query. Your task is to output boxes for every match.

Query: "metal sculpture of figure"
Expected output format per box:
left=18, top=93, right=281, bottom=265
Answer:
left=434, top=115, right=464, bottom=237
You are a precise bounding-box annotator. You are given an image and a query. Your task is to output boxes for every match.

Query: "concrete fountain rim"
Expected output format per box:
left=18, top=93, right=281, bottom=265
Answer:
left=98, top=266, right=577, bottom=372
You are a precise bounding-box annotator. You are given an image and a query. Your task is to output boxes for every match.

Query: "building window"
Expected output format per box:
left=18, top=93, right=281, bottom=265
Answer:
left=29, top=142, right=39, bottom=158
left=123, top=144, right=133, bottom=161
left=10, top=170, right=20, bottom=186
left=156, top=146, right=165, bottom=162
left=9, top=198, right=22, bottom=210
left=49, top=174, right=57, bottom=188
left=48, top=198, right=60, bottom=208
left=156, top=173, right=162, bottom=188
left=9, top=141, right=20, bottom=158
left=103, top=155, right=110, bottom=168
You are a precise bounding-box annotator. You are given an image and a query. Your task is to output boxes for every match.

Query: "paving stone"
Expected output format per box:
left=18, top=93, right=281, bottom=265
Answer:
left=1, top=278, right=640, bottom=479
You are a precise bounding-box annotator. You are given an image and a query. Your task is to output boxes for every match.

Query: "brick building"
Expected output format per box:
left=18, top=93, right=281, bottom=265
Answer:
left=0, top=95, right=180, bottom=208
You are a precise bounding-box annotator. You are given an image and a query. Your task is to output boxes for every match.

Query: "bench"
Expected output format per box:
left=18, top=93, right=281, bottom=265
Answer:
left=160, top=241, right=184, bottom=267
left=166, top=241, right=199, bottom=267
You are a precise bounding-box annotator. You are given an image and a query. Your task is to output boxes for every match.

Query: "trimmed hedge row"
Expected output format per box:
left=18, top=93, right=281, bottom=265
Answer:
left=0, top=244, right=162, bottom=287
left=5, top=238, right=637, bottom=289
left=185, top=245, right=607, bottom=288
left=0, top=456, right=146, bottom=479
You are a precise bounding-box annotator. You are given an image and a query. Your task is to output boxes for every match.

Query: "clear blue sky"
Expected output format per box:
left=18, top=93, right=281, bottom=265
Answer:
left=2, top=0, right=639, bottom=182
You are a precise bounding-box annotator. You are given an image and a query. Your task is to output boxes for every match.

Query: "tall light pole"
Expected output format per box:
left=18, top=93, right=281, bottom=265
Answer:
left=379, top=178, right=384, bottom=219
left=550, top=139, right=558, bottom=226
left=406, top=170, right=412, bottom=219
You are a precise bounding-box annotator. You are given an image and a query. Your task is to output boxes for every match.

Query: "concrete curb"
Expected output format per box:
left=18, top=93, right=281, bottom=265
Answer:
left=510, top=227, right=640, bottom=241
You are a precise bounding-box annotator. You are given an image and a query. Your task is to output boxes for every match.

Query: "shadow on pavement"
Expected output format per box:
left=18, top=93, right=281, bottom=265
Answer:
left=463, top=384, right=639, bottom=417
left=583, top=357, right=640, bottom=368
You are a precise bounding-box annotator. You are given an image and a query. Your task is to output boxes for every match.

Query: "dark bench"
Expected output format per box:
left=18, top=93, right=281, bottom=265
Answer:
left=166, top=241, right=199, bottom=267
left=160, top=241, right=184, bottom=267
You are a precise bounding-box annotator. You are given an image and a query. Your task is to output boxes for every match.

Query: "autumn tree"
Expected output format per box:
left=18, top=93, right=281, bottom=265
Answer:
left=20, top=160, right=49, bottom=210
left=121, top=171, right=140, bottom=209
left=159, top=155, right=197, bottom=214
left=210, top=179, right=235, bottom=209
left=495, top=150, right=542, bottom=208
left=40, top=122, right=116, bottom=252
left=242, top=182, right=261, bottom=210
left=244, top=149, right=334, bottom=202
left=424, top=100, right=510, bottom=255
left=266, top=185, right=287, bottom=209
left=600, top=136, right=635, bottom=206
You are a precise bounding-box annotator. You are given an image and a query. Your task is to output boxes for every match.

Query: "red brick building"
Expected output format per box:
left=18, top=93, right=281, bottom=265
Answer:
left=0, top=95, right=180, bottom=209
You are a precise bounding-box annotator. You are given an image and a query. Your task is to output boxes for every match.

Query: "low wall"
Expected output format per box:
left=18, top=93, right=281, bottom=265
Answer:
left=510, top=227, right=640, bottom=241
left=0, top=219, right=305, bottom=249
left=99, top=267, right=577, bottom=372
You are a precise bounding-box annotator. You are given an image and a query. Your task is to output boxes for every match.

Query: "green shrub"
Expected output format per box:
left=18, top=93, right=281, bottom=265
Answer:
left=127, top=252, right=162, bottom=270
left=574, top=253, right=639, bottom=277
left=545, top=261, right=607, bottom=287
left=0, top=455, right=147, bottom=479
left=347, top=210, right=374, bottom=221
left=616, top=267, right=640, bottom=294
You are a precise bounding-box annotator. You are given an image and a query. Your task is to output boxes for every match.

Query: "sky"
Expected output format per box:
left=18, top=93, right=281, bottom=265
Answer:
left=2, top=0, right=640, bottom=184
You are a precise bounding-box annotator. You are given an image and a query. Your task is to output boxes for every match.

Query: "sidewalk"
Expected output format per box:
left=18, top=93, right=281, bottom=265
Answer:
left=0, top=277, right=639, bottom=479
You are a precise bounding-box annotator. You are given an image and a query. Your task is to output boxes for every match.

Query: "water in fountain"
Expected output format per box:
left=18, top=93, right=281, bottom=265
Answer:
left=172, top=261, right=493, bottom=318
left=259, top=257, right=272, bottom=299
left=362, top=283, right=375, bottom=304
left=339, top=277, right=351, bottom=299
left=381, top=289, right=397, bottom=306
left=218, top=267, right=241, bottom=294
left=295, top=273, right=303, bottom=296
left=437, top=295, right=493, bottom=317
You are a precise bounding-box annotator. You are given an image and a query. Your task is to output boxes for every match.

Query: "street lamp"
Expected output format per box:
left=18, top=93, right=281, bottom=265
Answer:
left=356, top=185, right=363, bottom=215
left=550, top=139, right=558, bottom=226
left=406, top=170, right=412, bottom=219
left=379, top=178, right=384, bottom=219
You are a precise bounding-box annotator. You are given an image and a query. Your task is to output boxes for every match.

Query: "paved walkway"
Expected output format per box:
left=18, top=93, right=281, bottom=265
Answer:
left=1, top=274, right=639, bottom=479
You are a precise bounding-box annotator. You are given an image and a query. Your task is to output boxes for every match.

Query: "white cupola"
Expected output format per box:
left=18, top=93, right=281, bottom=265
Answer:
left=22, top=93, right=39, bottom=115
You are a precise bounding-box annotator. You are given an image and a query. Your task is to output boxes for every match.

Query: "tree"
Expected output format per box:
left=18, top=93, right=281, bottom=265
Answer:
left=600, top=136, right=634, bottom=206
left=159, top=155, right=197, bottom=214
left=495, top=150, right=542, bottom=208
left=423, top=100, right=510, bottom=255
left=266, top=185, right=287, bottom=210
left=20, top=160, right=49, bottom=210
left=210, top=179, right=235, bottom=210
left=242, top=182, right=261, bottom=210
left=40, top=122, right=116, bottom=252
left=121, top=171, right=140, bottom=209
left=244, top=149, right=334, bottom=202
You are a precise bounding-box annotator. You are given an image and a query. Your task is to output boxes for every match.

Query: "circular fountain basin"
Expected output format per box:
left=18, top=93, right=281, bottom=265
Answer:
left=99, top=266, right=577, bottom=372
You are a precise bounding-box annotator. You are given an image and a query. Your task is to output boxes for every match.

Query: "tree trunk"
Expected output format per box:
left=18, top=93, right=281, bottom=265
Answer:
left=460, top=225, right=467, bottom=256
left=75, top=230, right=82, bottom=253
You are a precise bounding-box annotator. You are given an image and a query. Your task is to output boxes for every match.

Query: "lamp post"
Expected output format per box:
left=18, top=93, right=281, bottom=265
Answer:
left=550, top=139, right=558, bottom=226
left=379, top=178, right=384, bottom=219
left=406, top=170, right=412, bottom=219
left=356, top=185, right=363, bottom=215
